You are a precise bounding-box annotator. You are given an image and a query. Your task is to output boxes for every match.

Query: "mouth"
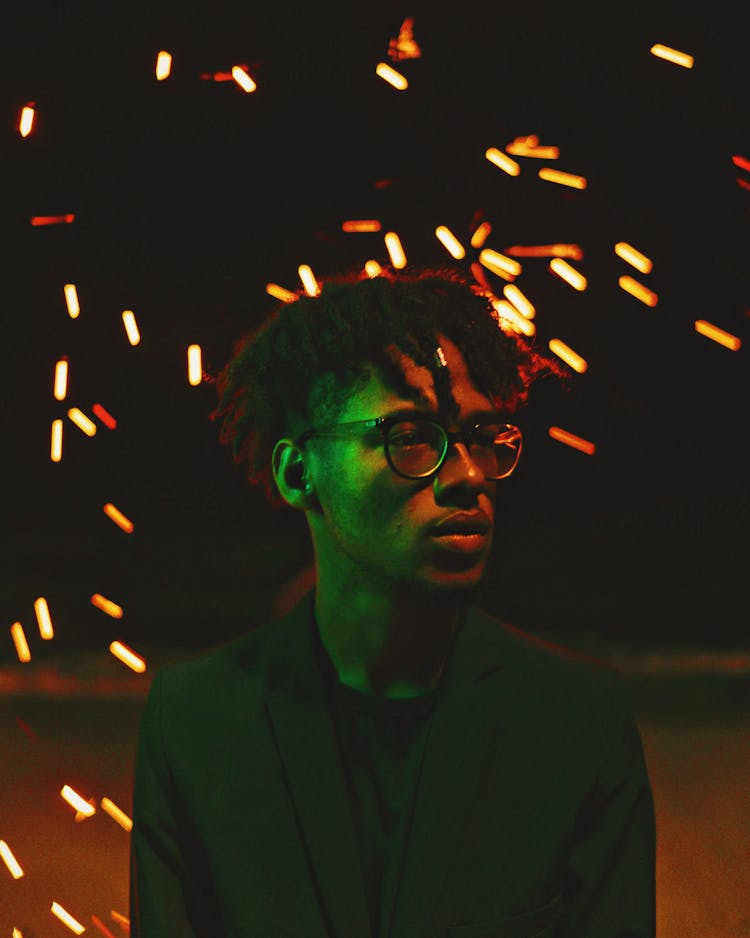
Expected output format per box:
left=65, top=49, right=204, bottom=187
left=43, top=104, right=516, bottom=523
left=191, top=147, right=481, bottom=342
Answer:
left=429, top=531, right=489, bottom=553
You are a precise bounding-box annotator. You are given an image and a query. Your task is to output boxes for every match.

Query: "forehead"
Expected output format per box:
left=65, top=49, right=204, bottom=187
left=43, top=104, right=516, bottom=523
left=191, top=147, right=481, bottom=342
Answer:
left=338, top=334, right=494, bottom=421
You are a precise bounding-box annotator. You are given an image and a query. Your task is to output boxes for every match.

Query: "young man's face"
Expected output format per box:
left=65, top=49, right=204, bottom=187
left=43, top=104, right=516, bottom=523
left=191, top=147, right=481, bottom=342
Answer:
left=303, top=335, right=503, bottom=598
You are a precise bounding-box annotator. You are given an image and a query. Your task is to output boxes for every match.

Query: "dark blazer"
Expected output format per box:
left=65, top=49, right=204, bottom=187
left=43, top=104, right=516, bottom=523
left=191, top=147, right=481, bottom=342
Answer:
left=130, top=589, right=656, bottom=937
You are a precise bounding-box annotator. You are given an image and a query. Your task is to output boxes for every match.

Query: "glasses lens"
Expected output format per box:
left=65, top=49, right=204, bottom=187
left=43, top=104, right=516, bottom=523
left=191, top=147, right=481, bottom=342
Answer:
left=387, top=420, right=522, bottom=479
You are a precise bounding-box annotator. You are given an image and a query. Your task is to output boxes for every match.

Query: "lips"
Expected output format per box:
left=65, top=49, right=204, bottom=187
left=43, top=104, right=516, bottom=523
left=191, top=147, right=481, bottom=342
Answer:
left=430, top=512, right=491, bottom=536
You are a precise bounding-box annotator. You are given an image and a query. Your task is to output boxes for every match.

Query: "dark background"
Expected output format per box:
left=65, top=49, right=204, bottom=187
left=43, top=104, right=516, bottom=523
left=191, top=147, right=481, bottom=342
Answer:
left=2, top=1, right=748, bottom=659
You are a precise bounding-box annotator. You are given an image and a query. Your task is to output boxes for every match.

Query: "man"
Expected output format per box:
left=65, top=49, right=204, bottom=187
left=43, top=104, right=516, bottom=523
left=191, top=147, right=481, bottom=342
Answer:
left=130, top=267, right=656, bottom=937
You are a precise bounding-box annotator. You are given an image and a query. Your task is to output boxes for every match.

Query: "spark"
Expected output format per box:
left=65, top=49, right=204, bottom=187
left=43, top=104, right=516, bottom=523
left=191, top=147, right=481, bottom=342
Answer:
left=91, top=594, right=123, bottom=618
left=266, top=283, right=297, bottom=303
left=50, top=419, right=63, bottom=462
left=694, top=320, right=741, bottom=351
left=103, top=503, right=134, bottom=533
left=650, top=43, right=694, bottom=68
left=470, top=222, right=492, bottom=248
left=34, top=597, right=54, bottom=639
left=388, top=16, right=421, bottom=61
left=538, top=167, right=587, bottom=189
left=479, top=248, right=522, bottom=279
left=110, top=641, right=147, bottom=673
left=67, top=407, right=97, bottom=436
left=61, top=785, right=96, bottom=817
left=342, top=219, right=382, bottom=232
left=155, top=51, right=172, bottom=80
left=502, top=284, right=535, bottom=319
left=51, top=902, right=86, bottom=935
left=298, top=264, right=320, bottom=296
left=505, top=135, right=560, bottom=159
left=187, top=344, right=202, bottom=386
left=231, top=65, right=257, bottom=93
left=435, top=225, right=466, bottom=259
left=64, top=284, right=81, bottom=318
left=485, top=148, right=520, bottom=176
left=549, top=426, right=596, bottom=455
left=731, top=154, right=750, bottom=172
left=31, top=215, right=75, bottom=226
left=491, top=299, right=535, bottom=336
left=19, top=105, right=35, bottom=137
left=54, top=359, right=69, bottom=400
left=364, top=259, right=382, bottom=278
left=505, top=244, right=583, bottom=260
left=10, top=623, right=31, bottom=663
left=0, top=840, right=24, bottom=878
left=122, top=310, right=141, bottom=345
left=384, top=231, right=407, bottom=268
left=618, top=275, right=658, bottom=306
left=548, top=338, right=588, bottom=373
left=92, top=404, right=117, bottom=429
left=375, top=62, right=408, bottom=90
left=101, top=797, right=133, bottom=832
left=614, top=241, right=653, bottom=274
left=90, top=916, right=118, bottom=938
left=549, top=258, right=587, bottom=291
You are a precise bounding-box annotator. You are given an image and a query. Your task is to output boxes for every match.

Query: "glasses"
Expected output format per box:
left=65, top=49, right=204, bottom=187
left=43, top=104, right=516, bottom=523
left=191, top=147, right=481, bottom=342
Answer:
left=296, top=413, right=522, bottom=480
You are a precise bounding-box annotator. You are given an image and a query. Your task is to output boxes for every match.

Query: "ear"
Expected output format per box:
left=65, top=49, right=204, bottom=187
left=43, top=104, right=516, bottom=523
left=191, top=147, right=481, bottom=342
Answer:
left=272, top=439, right=316, bottom=510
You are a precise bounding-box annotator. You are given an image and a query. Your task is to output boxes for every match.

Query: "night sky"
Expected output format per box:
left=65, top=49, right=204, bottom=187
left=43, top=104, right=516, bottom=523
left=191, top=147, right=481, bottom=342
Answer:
left=3, top=1, right=748, bottom=659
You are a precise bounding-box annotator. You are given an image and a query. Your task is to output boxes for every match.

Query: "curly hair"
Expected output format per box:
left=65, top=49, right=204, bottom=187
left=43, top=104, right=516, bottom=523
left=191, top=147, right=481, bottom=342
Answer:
left=209, top=265, right=567, bottom=507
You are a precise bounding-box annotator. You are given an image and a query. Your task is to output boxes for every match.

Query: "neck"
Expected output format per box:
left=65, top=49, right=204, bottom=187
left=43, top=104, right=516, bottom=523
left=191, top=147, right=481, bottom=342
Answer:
left=313, top=572, right=467, bottom=699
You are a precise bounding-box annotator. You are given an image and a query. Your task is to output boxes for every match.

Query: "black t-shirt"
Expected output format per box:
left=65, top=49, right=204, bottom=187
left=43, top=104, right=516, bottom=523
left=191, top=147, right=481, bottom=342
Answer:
left=309, top=610, right=459, bottom=938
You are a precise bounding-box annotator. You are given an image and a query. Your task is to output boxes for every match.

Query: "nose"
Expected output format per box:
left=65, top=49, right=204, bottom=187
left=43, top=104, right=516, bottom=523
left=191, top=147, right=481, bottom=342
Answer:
left=433, top=440, right=485, bottom=491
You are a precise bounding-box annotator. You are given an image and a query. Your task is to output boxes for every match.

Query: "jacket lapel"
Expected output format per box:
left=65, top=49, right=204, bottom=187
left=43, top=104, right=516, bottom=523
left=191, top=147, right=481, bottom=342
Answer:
left=263, top=591, right=518, bottom=938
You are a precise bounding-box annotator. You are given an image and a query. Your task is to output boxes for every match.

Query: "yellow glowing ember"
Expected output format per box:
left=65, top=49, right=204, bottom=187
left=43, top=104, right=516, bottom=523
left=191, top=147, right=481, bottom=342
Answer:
left=694, top=320, right=742, bottom=351
left=61, top=785, right=96, bottom=817
left=470, top=222, right=492, bottom=248
left=51, top=419, right=63, bottom=462
left=435, top=225, right=466, bottom=259
left=19, top=105, right=35, bottom=137
left=479, top=248, right=522, bottom=279
left=549, top=426, right=596, bottom=455
left=34, top=597, right=54, bottom=639
left=376, top=62, right=408, bottom=90
left=13, top=928, right=23, bottom=938
left=505, top=243, right=583, bottom=260
left=364, top=259, right=383, bottom=278
left=110, top=641, right=147, bottom=673
left=64, top=284, right=80, bottom=318
left=111, top=912, right=129, bottom=929
left=618, top=275, right=658, bottom=306
left=103, top=503, right=134, bottom=533
left=122, top=310, right=141, bottom=345
left=298, top=264, right=320, bottom=296
left=388, top=16, right=421, bottom=60
left=502, top=284, right=535, bottom=319
left=505, top=135, right=560, bottom=159
left=549, top=258, right=587, bottom=291
left=92, top=404, right=117, bottom=429
left=187, top=344, right=202, bottom=386
left=342, top=219, right=382, bottom=232
left=101, top=797, right=133, bottom=832
left=0, top=840, right=24, bottom=879
left=491, top=300, right=535, bottom=337
left=650, top=43, right=694, bottom=68
left=91, top=594, right=123, bottom=618
left=231, top=65, right=257, bottom=93
left=67, top=407, right=97, bottom=436
left=10, top=623, right=31, bottom=663
left=155, top=51, right=172, bottom=80
left=54, top=359, right=69, bottom=400
left=548, top=338, right=588, bottom=373
left=485, top=148, right=520, bottom=176
left=614, top=241, right=653, bottom=274
left=266, top=283, right=297, bottom=303
left=384, top=231, right=407, bottom=269
left=538, top=167, right=587, bottom=189
left=51, top=901, right=86, bottom=935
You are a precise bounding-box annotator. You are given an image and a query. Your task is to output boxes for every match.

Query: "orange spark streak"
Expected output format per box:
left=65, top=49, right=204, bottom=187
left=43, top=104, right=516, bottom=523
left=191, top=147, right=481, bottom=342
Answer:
left=231, top=65, right=257, bottom=93
left=549, top=426, right=596, bottom=455
left=694, top=320, right=742, bottom=351
left=103, top=503, right=134, bottom=533
left=19, top=105, right=35, bottom=137
left=155, top=51, right=172, bottom=80
left=618, top=275, right=658, bottom=306
left=503, top=284, right=535, bottom=319
left=376, top=62, right=408, bottom=90
left=91, top=915, right=118, bottom=938
left=10, top=623, right=31, bottom=662
left=342, top=220, right=382, bottom=232
left=50, top=419, right=63, bottom=462
left=0, top=840, right=24, bottom=878
left=549, top=258, right=587, bottom=291
left=538, top=167, right=587, bottom=189
left=614, top=241, right=653, bottom=274
left=64, top=284, right=80, bottom=318
left=650, top=43, right=694, bottom=68
left=548, top=338, right=588, bottom=373
left=470, top=222, right=492, bottom=248
left=31, top=214, right=75, bottom=226
left=51, top=901, right=86, bottom=935
left=54, top=359, right=69, bottom=400
left=111, top=911, right=130, bottom=929
left=266, top=283, right=297, bottom=303
left=298, top=264, right=320, bottom=296
left=91, top=594, right=123, bottom=618
left=470, top=262, right=493, bottom=293
left=101, top=797, right=133, bottom=832
left=92, top=404, right=117, bottom=429
left=67, top=407, right=97, bottom=436
left=479, top=248, right=522, bottom=278
left=731, top=154, right=750, bottom=172
left=187, top=344, right=202, bottom=386
left=110, top=641, right=147, bottom=673
left=122, top=310, right=141, bottom=345
left=435, top=225, right=466, bottom=259
left=485, top=148, right=520, bottom=176
left=364, top=260, right=383, bottom=278
left=491, top=300, right=535, bottom=337
left=61, top=785, right=96, bottom=817
left=505, top=243, right=583, bottom=260
left=505, top=135, right=560, bottom=159
left=34, top=597, right=54, bottom=639
left=384, top=231, right=407, bottom=268
left=388, top=16, right=421, bottom=61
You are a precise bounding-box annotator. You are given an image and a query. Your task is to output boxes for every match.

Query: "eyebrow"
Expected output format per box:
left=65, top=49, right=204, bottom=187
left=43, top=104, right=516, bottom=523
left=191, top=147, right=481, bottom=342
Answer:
left=382, top=406, right=508, bottom=422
